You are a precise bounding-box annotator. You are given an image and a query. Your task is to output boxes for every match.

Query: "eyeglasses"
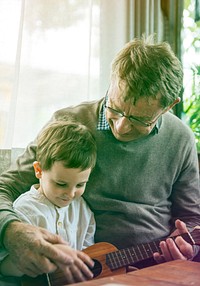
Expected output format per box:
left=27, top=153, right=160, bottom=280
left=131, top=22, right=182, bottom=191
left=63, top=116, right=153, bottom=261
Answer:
left=105, top=104, right=162, bottom=127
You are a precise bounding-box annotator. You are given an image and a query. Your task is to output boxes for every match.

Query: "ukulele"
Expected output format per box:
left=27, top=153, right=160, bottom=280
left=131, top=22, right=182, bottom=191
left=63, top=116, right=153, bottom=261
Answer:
left=21, top=227, right=200, bottom=286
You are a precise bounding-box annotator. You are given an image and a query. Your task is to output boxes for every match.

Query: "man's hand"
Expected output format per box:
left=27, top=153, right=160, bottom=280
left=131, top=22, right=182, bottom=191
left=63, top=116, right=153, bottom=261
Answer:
left=53, top=244, right=94, bottom=284
left=153, top=219, right=194, bottom=263
left=3, top=221, right=94, bottom=282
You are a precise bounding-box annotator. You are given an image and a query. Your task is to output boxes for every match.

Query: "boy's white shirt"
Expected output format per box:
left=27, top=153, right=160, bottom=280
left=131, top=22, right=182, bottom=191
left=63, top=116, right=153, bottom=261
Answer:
left=15, top=184, right=95, bottom=250
left=0, top=184, right=95, bottom=263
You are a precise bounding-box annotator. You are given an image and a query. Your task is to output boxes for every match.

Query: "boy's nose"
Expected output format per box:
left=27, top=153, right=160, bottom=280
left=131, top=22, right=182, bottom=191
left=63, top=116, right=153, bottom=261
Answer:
left=64, top=187, right=76, bottom=199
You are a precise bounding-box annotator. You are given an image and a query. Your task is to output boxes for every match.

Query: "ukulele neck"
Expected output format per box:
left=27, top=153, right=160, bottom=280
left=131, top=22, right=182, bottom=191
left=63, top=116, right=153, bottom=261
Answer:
left=106, top=232, right=195, bottom=270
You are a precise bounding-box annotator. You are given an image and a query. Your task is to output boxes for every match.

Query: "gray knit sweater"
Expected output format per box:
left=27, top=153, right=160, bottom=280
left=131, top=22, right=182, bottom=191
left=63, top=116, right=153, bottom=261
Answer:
left=0, top=98, right=200, bottom=250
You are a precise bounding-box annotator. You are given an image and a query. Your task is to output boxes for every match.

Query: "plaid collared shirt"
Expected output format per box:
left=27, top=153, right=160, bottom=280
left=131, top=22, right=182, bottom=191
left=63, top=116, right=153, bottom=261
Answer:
left=97, top=100, right=110, bottom=130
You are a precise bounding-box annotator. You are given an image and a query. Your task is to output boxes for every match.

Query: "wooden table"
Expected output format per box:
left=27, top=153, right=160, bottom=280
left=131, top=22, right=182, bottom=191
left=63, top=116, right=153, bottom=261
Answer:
left=70, top=260, right=200, bottom=286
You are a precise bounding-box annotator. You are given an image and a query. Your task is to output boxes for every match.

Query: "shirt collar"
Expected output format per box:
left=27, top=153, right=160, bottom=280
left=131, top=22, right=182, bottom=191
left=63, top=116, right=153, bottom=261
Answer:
left=97, top=101, right=110, bottom=130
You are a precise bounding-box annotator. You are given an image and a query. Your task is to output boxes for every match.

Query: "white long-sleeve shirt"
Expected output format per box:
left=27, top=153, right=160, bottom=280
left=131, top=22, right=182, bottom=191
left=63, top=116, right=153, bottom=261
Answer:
left=13, top=184, right=95, bottom=250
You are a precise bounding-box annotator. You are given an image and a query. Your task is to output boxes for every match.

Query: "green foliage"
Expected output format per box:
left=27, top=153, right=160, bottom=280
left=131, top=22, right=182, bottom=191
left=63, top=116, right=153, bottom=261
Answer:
left=183, top=0, right=200, bottom=152
left=184, top=66, right=200, bottom=152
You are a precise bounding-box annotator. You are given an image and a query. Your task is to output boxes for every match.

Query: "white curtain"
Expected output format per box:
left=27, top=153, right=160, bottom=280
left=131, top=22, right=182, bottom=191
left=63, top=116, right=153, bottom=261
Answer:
left=0, top=0, right=101, bottom=148
left=0, top=0, right=165, bottom=150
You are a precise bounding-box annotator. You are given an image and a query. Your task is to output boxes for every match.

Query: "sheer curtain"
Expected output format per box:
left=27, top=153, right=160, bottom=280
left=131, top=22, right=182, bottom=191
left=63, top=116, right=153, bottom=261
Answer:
left=0, top=0, right=101, bottom=148
left=0, top=0, right=179, bottom=151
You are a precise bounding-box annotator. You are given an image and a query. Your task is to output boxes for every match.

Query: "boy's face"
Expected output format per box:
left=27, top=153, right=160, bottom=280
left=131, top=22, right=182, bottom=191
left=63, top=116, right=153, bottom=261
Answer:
left=36, top=161, right=91, bottom=208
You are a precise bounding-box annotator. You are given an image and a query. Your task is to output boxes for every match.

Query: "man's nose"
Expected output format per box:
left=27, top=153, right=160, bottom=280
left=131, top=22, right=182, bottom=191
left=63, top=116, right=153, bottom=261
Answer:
left=115, top=117, right=133, bottom=134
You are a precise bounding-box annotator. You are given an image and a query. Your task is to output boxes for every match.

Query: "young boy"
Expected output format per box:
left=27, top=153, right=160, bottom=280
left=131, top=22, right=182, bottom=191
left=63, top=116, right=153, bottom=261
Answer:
left=0, top=120, right=97, bottom=277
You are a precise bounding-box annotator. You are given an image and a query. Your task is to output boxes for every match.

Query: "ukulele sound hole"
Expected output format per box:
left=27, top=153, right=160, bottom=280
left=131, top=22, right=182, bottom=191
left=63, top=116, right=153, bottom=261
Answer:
left=90, top=259, right=102, bottom=278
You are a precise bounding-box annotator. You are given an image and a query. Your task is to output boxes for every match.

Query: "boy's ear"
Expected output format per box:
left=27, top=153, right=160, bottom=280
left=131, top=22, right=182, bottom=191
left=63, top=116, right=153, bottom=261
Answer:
left=33, top=161, right=42, bottom=179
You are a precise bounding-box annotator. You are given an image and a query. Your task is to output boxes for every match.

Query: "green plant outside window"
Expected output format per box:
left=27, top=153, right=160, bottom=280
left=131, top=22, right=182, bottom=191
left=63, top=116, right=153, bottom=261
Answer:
left=182, top=0, right=200, bottom=153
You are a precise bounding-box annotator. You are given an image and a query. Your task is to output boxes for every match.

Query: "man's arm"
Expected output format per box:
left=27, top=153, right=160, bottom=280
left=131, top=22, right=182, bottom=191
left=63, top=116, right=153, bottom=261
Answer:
left=0, top=142, right=38, bottom=247
left=156, top=132, right=200, bottom=263
left=3, top=221, right=94, bottom=282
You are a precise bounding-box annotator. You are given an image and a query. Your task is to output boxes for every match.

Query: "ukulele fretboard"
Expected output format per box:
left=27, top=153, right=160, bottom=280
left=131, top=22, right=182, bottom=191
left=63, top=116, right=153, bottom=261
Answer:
left=106, top=232, right=194, bottom=270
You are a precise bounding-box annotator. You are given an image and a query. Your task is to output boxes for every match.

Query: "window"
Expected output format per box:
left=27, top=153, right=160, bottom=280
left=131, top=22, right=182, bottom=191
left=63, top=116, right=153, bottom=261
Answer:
left=0, top=0, right=101, bottom=148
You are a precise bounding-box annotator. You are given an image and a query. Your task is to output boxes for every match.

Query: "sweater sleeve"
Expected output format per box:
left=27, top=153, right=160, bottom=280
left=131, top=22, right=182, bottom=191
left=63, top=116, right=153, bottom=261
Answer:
left=170, top=134, right=200, bottom=228
left=0, top=142, right=39, bottom=247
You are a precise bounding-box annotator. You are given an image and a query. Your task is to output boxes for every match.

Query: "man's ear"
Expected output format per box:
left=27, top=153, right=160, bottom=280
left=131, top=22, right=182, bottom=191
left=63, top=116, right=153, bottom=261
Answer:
left=33, top=161, right=42, bottom=179
left=165, top=97, right=181, bottom=112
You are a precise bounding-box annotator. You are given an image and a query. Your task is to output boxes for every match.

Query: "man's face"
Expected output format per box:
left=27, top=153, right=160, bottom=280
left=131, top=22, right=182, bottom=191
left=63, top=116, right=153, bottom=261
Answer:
left=105, top=84, right=166, bottom=142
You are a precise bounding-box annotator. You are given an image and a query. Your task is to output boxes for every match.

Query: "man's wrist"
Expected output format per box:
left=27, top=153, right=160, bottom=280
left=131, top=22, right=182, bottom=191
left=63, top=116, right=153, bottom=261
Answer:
left=2, top=220, right=21, bottom=249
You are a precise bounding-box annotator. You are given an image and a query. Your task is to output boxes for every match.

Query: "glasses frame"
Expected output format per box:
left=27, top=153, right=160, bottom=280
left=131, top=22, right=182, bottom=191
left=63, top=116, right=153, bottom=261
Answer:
left=105, top=105, right=157, bottom=127
left=104, top=92, right=165, bottom=127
